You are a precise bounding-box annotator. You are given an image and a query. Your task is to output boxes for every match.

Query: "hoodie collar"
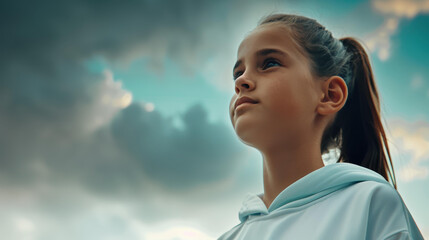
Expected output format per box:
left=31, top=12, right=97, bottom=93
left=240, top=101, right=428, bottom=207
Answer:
left=239, top=162, right=389, bottom=222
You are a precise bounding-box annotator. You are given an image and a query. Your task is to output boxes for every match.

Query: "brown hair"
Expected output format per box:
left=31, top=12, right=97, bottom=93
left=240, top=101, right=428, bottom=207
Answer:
left=259, top=14, right=397, bottom=189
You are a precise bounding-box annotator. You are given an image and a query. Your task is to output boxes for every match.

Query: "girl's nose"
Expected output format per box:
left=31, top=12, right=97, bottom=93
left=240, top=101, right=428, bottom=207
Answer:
left=234, top=74, right=255, bottom=94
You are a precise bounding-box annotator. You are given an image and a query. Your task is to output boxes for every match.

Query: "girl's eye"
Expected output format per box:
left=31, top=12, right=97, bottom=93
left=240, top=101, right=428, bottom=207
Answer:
left=233, top=71, right=243, bottom=81
left=233, top=58, right=280, bottom=80
left=262, top=58, right=281, bottom=69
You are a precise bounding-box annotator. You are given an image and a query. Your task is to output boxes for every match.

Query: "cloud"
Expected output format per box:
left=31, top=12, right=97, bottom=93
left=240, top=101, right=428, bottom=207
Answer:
left=0, top=0, right=256, bottom=191
left=0, top=1, right=278, bottom=239
left=144, top=225, right=215, bottom=240
left=2, top=191, right=219, bottom=240
left=398, top=166, right=429, bottom=182
left=0, top=82, right=243, bottom=193
left=1, top=0, right=275, bottom=81
left=1, top=0, right=221, bottom=66
left=372, top=0, right=429, bottom=18
left=0, top=99, right=244, bottom=238
left=367, top=0, right=429, bottom=61
left=85, top=69, right=133, bottom=131
left=364, top=17, right=399, bottom=61
left=110, top=103, right=242, bottom=190
left=388, top=119, right=429, bottom=182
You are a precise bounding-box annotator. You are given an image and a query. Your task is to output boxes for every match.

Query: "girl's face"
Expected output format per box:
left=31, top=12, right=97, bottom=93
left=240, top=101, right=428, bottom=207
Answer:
left=229, top=24, right=322, bottom=149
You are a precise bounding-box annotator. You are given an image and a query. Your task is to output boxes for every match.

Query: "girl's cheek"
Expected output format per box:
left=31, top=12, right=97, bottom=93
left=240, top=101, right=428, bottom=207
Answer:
left=230, top=96, right=237, bottom=108
left=229, top=96, right=236, bottom=118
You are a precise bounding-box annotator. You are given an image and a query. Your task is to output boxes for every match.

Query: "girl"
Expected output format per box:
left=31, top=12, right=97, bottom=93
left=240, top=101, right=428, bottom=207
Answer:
left=219, top=14, right=424, bottom=240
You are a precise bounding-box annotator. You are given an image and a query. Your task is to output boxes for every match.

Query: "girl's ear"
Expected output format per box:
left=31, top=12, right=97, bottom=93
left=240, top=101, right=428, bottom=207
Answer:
left=317, top=76, right=348, bottom=116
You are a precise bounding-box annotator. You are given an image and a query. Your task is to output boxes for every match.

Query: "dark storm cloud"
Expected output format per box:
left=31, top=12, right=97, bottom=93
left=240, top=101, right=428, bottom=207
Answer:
left=0, top=0, right=250, bottom=194
left=1, top=0, right=235, bottom=69
left=110, top=103, right=241, bottom=190
left=0, top=1, right=264, bottom=238
left=0, top=1, right=316, bottom=238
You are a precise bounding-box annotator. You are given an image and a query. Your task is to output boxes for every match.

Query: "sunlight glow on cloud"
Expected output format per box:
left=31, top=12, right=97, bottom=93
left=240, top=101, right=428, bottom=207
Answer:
left=144, top=102, right=155, bottom=112
left=14, top=217, right=35, bottom=233
left=118, top=93, right=133, bottom=108
left=85, top=69, right=134, bottom=131
left=101, top=69, right=133, bottom=109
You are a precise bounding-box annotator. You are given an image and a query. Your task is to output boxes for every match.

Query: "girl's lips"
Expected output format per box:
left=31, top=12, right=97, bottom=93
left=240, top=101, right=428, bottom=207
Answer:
left=236, top=102, right=256, bottom=109
left=234, top=96, right=259, bottom=110
left=235, top=102, right=257, bottom=115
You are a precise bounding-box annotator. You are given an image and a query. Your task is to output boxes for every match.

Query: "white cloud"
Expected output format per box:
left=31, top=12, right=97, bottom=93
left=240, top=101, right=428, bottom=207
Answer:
left=145, top=225, right=215, bottom=240
left=100, top=69, right=133, bottom=109
left=398, top=165, right=429, bottom=181
left=368, top=0, right=429, bottom=61
left=85, top=69, right=133, bottom=132
left=0, top=184, right=220, bottom=240
left=388, top=119, right=429, bottom=182
left=364, top=17, right=399, bottom=61
left=391, top=123, right=429, bottom=162
left=13, top=217, right=35, bottom=234
left=372, top=0, right=429, bottom=18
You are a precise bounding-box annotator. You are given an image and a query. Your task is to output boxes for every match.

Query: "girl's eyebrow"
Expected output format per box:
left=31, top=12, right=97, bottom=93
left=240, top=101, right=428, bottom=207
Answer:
left=233, top=48, right=289, bottom=73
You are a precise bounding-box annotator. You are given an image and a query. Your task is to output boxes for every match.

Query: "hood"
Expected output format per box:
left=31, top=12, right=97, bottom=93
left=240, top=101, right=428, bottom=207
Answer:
left=239, top=162, right=390, bottom=222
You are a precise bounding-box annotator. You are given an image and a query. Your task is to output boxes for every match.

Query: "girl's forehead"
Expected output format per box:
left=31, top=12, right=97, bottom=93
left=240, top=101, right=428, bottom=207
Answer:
left=236, top=24, right=304, bottom=60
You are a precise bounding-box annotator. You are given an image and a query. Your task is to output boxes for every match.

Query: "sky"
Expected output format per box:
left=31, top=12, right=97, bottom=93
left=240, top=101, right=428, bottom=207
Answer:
left=1, top=0, right=429, bottom=239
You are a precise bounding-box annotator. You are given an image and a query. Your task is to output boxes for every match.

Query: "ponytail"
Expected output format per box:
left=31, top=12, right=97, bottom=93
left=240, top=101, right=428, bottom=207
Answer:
left=259, top=14, right=397, bottom=189
left=336, top=37, right=397, bottom=189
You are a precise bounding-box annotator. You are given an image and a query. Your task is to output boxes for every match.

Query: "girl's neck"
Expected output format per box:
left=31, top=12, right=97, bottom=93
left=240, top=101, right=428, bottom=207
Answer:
left=260, top=142, right=324, bottom=209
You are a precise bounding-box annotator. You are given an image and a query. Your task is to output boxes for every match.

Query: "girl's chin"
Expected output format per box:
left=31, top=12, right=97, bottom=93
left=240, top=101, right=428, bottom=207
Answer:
left=235, top=130, right=262, bottom=146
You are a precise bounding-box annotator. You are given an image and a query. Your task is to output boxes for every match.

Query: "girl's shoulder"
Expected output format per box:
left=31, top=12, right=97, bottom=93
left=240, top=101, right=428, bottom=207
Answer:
left=347, top=181, right=424, bottom=240
left=349, top=180, right=399, bottom=200
left=341, top=181, right=406, bottom=224
left=217, top=181, right=424, bottom=240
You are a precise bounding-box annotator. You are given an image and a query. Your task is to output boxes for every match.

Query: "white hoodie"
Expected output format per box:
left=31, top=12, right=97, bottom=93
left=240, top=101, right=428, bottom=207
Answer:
left=218, top=163, right=423, bottom=240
